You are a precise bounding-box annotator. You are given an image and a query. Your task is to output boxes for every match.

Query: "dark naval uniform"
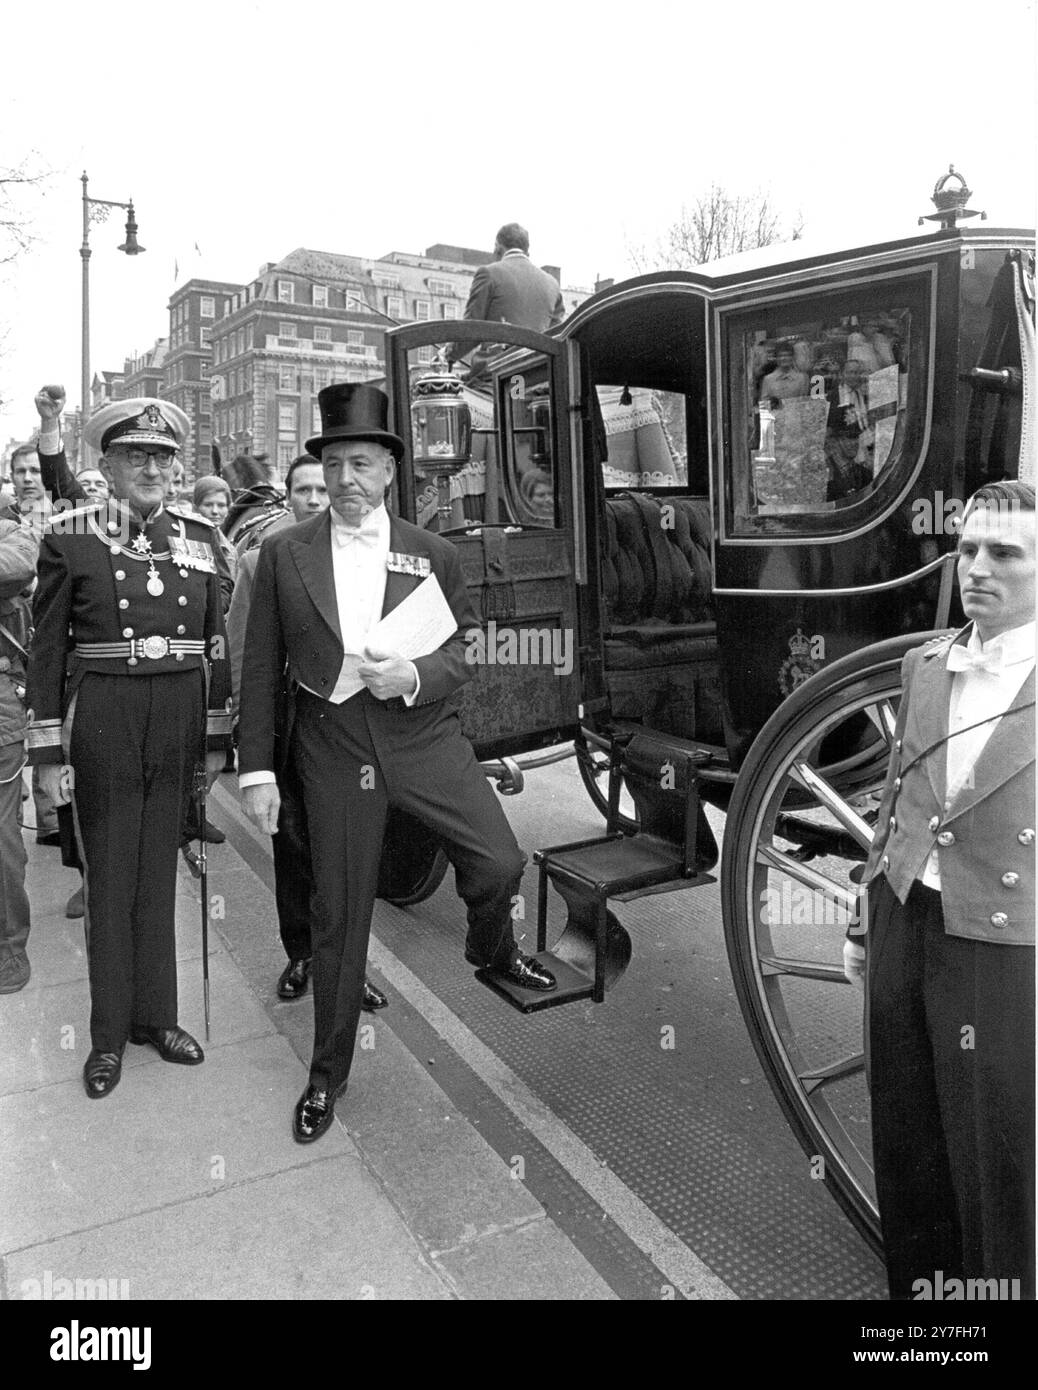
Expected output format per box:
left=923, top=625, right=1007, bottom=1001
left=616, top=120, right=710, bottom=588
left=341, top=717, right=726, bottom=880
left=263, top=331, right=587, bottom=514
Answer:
left=26, top=498, right=232, bottom=1052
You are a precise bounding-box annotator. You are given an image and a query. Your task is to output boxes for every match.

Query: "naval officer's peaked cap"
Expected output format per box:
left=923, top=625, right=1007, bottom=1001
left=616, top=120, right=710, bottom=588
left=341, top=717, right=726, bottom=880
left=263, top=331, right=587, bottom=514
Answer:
left=84, top=398, right=190, bottom=455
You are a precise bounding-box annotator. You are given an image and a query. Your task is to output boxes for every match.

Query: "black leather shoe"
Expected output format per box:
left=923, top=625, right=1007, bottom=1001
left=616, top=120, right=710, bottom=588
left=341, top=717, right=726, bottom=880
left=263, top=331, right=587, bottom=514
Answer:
left=84, top=1048, right=124, bottom=1098
left=277, top=957, right=312, bottom=1000
left=129, top=1025, right=204, bottom=1064
left=361, top=978, right=388, bottom=1012
left=494, top=952, right=557, bottom=992
left=292, top=1084, right=337, bottom=1143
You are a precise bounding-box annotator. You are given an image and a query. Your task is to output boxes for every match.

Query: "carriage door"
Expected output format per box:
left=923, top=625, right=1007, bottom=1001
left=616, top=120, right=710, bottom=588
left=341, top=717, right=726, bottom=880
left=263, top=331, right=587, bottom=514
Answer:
left=386, top=320, right=583, bottom=762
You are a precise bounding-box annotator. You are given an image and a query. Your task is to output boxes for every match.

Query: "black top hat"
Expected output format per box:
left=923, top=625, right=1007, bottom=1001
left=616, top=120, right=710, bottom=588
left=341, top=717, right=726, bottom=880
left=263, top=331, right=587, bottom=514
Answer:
left=305, top=383, right=404, bottom=462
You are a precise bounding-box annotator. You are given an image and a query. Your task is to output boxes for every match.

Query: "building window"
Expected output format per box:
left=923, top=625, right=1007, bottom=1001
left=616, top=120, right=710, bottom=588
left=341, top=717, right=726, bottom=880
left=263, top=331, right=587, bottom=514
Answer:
left=417, top=346, right=435, bottom=364
left=200, top=296, right=215, bottom=318
left=415, top=301, right=431, bottom=321
left=441, top=303, right=459, bottom=320
left=279, top=322, right=297, bottom=339
left=315, top=366, right=331, bottom=389
left=428, top=278, right=453, bottom=295
left=311, top=402, right=322, bottom=435
left=237, top=329, right=245, bottom=357
left=387, top=296, right=404, bottom=319
left=279, top=365, right=296, bottom=391
left=245, top=324, right=254, bottom=348
left=373, top=272, right=399, bottom=288
left=347, top=330, right=364, bottom=347
left=278, top=401, right=298, bottom=432
left=278, top=441, right=295, bottom=470
left=200, top=326, right=211, bottom=345
left=312, top=285, right=328, bottom=308
left=314, top=326, right=331, bottom=342
left=245, top=365, right=252, bottom=391
left=277, top=280, right=294, bottom=304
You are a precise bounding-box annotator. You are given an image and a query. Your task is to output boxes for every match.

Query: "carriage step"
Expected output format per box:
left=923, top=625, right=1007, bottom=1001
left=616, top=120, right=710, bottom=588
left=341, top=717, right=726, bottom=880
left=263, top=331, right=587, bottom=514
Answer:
left=473, top=953, right=595, bottom=1013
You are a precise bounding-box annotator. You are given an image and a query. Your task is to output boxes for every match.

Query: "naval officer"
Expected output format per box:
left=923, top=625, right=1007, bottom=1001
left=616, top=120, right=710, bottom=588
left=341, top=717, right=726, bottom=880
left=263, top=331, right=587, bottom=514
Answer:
left=851, top=479, right=1035, bottom=1298
left=26, top=398, right=233, bottom=1099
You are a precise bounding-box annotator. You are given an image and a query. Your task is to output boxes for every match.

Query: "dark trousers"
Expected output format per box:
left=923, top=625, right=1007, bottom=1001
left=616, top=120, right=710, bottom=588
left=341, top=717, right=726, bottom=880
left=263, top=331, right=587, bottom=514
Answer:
left=868, top=877, right=1035, bottom=1299
left=70, top=672, right=203, bottom=1052
left=292, top=688, right=524, bottom=1093
left=272, top=755, right=313, bottom=961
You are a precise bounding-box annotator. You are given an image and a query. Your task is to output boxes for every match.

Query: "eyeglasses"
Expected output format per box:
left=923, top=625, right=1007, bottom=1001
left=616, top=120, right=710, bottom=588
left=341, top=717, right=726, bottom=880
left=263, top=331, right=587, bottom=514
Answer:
left=110, top=448, right=176, bottom=470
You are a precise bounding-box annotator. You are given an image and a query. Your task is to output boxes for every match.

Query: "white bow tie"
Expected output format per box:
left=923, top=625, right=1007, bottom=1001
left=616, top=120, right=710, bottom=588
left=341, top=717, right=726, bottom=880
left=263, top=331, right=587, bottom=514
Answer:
left=332, top=517, right=382, bottom=549
left=946, top=643, right=1003, bottom=674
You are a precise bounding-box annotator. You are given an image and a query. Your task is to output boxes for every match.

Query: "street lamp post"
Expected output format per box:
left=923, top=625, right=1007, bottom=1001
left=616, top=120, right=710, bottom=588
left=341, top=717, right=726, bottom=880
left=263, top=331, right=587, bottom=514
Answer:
left=80, top=171, right=145, bottom=446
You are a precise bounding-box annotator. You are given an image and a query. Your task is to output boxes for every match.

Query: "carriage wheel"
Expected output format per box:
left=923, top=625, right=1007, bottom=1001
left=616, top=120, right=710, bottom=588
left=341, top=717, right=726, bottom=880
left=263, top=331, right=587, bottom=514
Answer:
left=721, top=632, right=946, bottom=1255
left=574, top=728, right=639, bottom=832
left=377, top=810, right=450, bottom=907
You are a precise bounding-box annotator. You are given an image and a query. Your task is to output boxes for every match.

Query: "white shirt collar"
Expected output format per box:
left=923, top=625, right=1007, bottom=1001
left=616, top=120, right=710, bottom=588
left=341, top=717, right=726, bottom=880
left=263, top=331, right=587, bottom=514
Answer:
left=966, top=619, right=1035, bottom=667
left=329, top=502, right=389, bottom=544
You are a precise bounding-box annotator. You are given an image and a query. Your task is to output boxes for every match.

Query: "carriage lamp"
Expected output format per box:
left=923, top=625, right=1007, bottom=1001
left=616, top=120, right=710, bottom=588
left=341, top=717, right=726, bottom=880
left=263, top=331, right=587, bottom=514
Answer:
left=919, top=165, right=986, bottom=229
left=411, top=351, right=472, bottom=528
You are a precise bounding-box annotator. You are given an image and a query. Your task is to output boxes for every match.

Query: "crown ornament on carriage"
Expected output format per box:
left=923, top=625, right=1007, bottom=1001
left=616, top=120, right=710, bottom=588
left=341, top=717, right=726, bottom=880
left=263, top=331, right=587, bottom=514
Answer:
left=919, top=165, right=986, bottom=230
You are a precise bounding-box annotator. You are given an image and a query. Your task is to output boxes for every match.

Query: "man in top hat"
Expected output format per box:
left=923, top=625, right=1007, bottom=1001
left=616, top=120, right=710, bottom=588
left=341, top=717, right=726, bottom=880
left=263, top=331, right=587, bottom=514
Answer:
left=26, top=396, right=233, bottom=1099
left=849, top=479, right=1035, bottom=1298
left=238, top=383, right=555, bottom=1143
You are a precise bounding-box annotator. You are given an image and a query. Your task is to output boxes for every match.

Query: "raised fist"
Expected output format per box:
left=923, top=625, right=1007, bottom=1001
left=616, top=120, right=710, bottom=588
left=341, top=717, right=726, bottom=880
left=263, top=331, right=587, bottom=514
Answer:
left=35, top=384, right=65, bottom=422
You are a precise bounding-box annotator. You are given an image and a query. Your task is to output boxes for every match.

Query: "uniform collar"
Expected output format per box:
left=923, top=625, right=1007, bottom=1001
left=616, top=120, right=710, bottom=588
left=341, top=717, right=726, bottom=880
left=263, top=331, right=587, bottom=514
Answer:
left=965, top=619, right=1036, bottom=668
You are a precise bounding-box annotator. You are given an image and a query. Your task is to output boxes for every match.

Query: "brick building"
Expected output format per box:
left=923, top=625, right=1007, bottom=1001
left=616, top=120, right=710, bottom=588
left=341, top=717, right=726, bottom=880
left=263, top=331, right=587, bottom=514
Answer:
left=165, top=279, right=239, bottom=476
left=122, top=338, right=168, bottom=401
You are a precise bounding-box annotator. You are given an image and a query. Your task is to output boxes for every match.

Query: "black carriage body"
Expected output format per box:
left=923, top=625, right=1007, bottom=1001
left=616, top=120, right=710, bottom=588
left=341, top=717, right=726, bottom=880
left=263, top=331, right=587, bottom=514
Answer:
left=386, top=224, right=1034, bottom=772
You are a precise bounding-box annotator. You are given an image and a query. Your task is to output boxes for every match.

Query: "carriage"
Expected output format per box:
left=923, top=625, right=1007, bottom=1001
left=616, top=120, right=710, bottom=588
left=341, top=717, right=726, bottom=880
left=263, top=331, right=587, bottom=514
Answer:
left=366, top=173, right=1033, bottom=1253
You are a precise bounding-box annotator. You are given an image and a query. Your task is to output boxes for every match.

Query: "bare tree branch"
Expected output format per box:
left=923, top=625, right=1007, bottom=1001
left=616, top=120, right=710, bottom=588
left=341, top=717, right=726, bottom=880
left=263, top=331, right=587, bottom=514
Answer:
left=0, top=153, right=53, bottom=266
left=627, top=185, right=803, bottom=272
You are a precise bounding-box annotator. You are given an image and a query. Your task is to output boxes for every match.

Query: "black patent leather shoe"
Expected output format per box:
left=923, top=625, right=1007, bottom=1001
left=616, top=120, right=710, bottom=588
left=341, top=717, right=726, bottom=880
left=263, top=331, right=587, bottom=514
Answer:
left=129, top=1025, right=204, bottom=1065
left=83, top=1048, right=124, bottom=1099
left=277, top=957, right=312, bottom=1000
left=361, top=978, right=388, bottom=1012
left=468, top=949, right=557, bottom=992
left=292, top=1084, right=337, bottom=1143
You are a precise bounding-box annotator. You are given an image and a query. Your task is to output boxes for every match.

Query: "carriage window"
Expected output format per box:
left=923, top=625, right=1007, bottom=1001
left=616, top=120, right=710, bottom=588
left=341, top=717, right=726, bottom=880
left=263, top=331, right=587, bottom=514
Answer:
left=404, top=341, right=555, bottom=531
left=726, top=292, right=918, bottom=532
left=598, top=387, right=688, bottom=490
left=504, top=375, right=556, bottom=526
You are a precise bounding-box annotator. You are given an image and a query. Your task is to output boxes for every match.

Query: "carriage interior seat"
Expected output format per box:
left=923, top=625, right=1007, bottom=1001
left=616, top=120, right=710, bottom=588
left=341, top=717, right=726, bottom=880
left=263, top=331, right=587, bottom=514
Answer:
left=600, top=491, right=724, bottom=744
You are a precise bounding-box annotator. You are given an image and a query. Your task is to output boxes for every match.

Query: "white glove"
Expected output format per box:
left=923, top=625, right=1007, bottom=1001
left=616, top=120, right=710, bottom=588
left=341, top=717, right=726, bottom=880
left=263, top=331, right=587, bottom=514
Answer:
left=843, top=938, right=866, bottom=988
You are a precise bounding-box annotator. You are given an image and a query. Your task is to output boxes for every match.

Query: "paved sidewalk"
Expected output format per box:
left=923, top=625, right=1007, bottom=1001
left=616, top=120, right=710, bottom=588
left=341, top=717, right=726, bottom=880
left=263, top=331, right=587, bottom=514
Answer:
left=0, top=793, right=615, bottom=1301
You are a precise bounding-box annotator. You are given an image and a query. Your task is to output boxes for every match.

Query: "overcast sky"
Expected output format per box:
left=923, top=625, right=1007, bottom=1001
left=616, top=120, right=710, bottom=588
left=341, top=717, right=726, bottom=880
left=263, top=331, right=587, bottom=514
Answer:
left=2, top=0, right=1035, bottom=445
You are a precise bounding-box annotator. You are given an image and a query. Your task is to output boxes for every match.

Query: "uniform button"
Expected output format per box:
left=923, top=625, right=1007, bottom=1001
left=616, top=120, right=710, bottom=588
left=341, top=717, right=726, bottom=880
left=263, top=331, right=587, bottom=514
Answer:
left=118, top=598, right=129, bottom=610
left=110, top=545, right=121, bottom=556
left=889, top=816, right=897, bottom=831
left=937, top=830, right=955, bottom=847
left=990, top=912, right=1008, bottom=929
left=893, top=778, right=902, bottom=791
left=176, top=624, right=186, bottom=636
left=928, top=816, right=940, bottom=832
left=1019, top=829, right=1035, bottom=846
left=180, top=568, right=188, bottom=578
left=895, top=739, right=902, bottom=752
left=1001, top=872, right=1020, bottom=888
left=943, top=800, right=952, bottom=811
left=107, top=521, right=120, bottom=535
left=175, top=652, right=184, bottom=662
left=115, top=570, right=126, bottom=581
left=882, top=855, right=890, bottom=869
left=122, top=627, right=133, bottom=638
left=127, top=656, right=139, bottom=667
left=178, top=595, right=187, bottom=606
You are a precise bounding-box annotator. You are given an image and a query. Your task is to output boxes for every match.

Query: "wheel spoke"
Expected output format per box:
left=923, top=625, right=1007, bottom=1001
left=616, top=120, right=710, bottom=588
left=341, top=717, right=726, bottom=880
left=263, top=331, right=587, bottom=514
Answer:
left=799, top=1051, right=866, bottom=1093
left=757, top=843, right=860, bottom=918
left=866, top=698, right=898, bottom=744
left=790, top=760, right=875, bottom=849
left=758, top=954, right=848, bottom=983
